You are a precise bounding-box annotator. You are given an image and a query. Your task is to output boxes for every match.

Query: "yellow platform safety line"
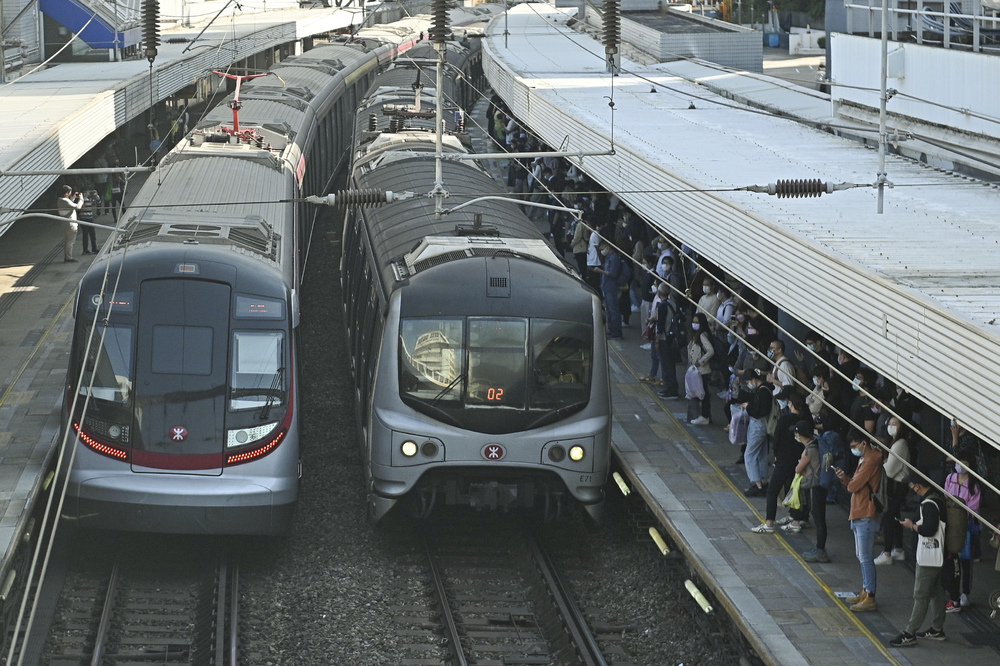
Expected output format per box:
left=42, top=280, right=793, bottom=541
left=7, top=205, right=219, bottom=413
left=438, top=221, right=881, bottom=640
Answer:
left=608, top=343, right=901, bottom=666
left=0, top=297, right=73, bottom=409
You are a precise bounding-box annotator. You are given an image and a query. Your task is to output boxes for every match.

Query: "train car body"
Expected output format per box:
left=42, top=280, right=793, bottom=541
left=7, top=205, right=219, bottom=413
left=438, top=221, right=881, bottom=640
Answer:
left=342, top=41, right=611, bottom=523
left=60, top=28, right=423, bottom=535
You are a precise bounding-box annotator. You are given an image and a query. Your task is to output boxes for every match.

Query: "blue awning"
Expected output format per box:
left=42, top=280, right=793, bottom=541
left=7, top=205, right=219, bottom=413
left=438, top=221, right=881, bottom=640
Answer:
left=40, top=0, right=142, bottom=49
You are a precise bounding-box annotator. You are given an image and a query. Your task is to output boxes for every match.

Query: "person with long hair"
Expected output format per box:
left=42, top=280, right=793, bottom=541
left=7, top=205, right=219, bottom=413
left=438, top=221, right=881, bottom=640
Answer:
left=875, top=417, right=913, bottom=565
left=943, top=450, right=982, bottom=612
left=687, top=311, right=714, bottom=425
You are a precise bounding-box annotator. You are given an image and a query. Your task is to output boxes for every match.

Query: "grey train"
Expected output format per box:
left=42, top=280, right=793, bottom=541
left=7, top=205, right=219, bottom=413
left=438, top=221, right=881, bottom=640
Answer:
left=60, top=25, right=425, bottom=535
left=341, top=41, right=612, bottom=523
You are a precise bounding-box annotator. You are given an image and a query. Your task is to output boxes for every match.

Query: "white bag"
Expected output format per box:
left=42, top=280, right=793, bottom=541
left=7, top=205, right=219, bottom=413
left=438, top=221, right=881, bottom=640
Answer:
left=915, top=499, right=946, bottom=567
left=684, top=366, right=705, bottom=400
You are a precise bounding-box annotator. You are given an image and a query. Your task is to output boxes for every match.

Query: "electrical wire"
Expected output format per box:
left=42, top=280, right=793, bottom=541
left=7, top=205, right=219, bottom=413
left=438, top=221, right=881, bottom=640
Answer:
left=1, top=13, right=97, bottom=89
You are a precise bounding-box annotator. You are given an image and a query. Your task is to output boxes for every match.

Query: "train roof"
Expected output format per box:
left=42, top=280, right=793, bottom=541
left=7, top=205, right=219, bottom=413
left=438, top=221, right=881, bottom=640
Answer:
left=354, top=157, right=558, bottom=289
left=118, top=152, right=291, bottom=265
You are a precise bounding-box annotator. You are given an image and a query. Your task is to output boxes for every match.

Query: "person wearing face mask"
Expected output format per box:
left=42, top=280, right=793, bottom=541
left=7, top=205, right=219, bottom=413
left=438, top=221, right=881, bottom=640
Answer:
left=943, top=451, right=981, bottom=612
left=875, top=418, right=913, bottom=566
left=795, top=420, right=830, bottom=563
left=751, top=392, right=807, bottom=533
left=834, top=431, right=883, bottom=612
left=593, top=241, right=623, bottom=339
left=696, top=277, right=721, bottom=327
left=765, top=339, right=795, bottom=396
left=734, top=368, right=773, bottom=495
left=686, top=312, right=715, bottom=425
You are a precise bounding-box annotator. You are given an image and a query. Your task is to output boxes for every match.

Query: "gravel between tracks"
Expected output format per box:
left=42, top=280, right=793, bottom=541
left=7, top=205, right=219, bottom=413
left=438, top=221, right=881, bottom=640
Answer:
left=237, top=209, right=742, bottom=665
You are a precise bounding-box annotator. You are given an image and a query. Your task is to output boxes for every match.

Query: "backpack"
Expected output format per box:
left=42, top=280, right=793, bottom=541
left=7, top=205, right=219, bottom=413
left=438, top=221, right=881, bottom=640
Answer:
left=617, top=258, right=632, bottom=288
left=765, top=394, right=781, bottom=436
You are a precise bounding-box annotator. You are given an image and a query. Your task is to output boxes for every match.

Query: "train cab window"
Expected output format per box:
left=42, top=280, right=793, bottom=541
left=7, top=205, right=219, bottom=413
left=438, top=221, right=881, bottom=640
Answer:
left=529, top=320, right=592, bottom=409
left=151, top=325, right=213, bottom=375
left=466, top=318, right=526, bottom=409
left=398, top=318, right=464, bottom=404
left=78, top=324, right=133, bottom=404
left=230, top=331, right=285, bottom=411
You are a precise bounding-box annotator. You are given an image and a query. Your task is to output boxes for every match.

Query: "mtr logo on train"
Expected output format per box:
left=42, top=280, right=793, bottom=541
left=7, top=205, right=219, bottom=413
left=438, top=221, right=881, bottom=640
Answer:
left=482, top=444, right=506, bottom=461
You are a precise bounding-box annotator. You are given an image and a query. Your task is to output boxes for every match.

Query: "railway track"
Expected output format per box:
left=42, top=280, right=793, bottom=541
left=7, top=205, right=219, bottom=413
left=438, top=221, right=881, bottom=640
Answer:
left=44, top=543, right=239, bottom=666
left=393, top=516, right=632, bottom=666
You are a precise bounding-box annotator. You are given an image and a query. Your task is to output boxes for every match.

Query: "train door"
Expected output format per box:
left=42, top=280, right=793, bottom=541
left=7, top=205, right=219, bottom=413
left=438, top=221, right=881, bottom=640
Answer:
left=131, top=279, right=231, bottom=474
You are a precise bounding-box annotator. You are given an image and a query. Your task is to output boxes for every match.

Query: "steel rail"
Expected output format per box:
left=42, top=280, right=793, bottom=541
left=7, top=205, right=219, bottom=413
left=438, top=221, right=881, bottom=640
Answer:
left=215, top=560, right=228, bottom=663
left=89, top=560, right=120, bottom=666
left=228, top=561, right=239, bottom=666
left=527, top=533, right=607, bottom=666
left=422, top=537, right=469, bottom=666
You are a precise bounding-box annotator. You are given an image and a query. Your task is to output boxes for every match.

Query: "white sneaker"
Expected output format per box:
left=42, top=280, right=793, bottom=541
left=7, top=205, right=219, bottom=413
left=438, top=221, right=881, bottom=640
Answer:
left=639, top=343, right=651, bottom=350
left=873, top=552, right=893, bottom=566
left=631, top=305, right=640, bottom=312
left=689, top=416, right=710, bottom=425
left=891, top=548, right=905, bottom=562
left=961, top=593, right=970, bottom=607
left=776, top=516, right=795, bottom=526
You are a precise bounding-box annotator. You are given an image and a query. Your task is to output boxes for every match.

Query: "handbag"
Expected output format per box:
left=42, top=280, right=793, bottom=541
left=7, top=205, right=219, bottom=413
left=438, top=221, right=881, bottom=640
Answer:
left=782, top=474, right=803, bottom=510
left=944, top=499, right=968, bottom=555
left=915, top=499, right=946, bottom=567
left=866, top=480, right=884, bottom=514
left=729, top=406, right=749, bottom=445
left=642, top=319, right=656, bottom=341
left=960, top=522, right=982, bottom=560
left=684, top=365, right=705, bottom=400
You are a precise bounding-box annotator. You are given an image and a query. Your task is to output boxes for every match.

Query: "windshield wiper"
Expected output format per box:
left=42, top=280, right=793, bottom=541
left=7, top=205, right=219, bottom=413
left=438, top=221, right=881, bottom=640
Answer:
left=258, top=367, right=285, bottom=421
left=429, top=372, right=466, bottom=407
left=525, top=400, right=589, bottom=430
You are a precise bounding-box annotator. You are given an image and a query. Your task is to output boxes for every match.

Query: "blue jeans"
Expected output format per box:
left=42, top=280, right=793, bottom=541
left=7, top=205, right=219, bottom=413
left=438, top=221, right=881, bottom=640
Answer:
left=744, top=418, right=768, bottom=484
left=851, top=517, right=879, bottom=595
left=602, top=283, right=622, bottom=337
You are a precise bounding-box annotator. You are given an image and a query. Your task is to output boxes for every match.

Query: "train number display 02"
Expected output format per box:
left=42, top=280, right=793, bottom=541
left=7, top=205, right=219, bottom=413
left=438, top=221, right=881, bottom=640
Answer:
left=487, top=388, right=504, bottom=401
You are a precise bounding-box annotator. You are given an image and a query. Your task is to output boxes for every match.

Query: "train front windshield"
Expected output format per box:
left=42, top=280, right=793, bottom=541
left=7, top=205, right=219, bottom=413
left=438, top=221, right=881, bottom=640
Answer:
left=398, top=317, right=593, bottom=434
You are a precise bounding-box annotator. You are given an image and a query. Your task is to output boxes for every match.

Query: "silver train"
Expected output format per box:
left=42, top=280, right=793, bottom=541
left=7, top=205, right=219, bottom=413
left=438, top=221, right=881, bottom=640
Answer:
left=341, top=41, right=612, bottom=523
left=60, top=24, right=426, bottom=535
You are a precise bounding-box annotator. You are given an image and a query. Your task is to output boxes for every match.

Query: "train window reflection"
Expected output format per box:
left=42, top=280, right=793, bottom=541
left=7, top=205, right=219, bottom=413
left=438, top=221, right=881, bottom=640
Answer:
left=231, top=331, right=285, bottom=410
left=399, top=319, right=464, bottom=403
left=529, top=320, right=592, bottom=409
left=79, top=325, right=133, bottom=404
left=466, top=318, right=526, bottom=409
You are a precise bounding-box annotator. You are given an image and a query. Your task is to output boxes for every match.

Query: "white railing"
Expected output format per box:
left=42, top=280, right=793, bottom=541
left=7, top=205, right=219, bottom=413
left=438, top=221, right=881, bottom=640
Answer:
left=845, top=0, right=1000, bottom=51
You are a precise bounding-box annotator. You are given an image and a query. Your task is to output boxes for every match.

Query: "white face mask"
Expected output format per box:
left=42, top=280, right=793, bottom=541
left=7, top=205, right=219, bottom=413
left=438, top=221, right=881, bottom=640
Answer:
left=887, top=424, right=898, bottom=437
left=812, top=377, right=820, bottom=387
left=767, top=349, right=775, bottom=359
left=852, top=378, right=861, bottom=391
left=703, top=285, right=711, bottom=294
left=955, top=464, right=966, bottom=474
left=777, top=399, right=788, bottom=409
left=692, top=323, right=700, bottom=331
left=807, top=343, right=816, bottom=351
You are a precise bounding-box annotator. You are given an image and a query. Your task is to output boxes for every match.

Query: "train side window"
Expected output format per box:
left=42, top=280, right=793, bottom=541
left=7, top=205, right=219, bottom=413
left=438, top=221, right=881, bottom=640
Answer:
left=78, top=324, right=133, bottom=404
left=151, top=325, right=212, bottom=375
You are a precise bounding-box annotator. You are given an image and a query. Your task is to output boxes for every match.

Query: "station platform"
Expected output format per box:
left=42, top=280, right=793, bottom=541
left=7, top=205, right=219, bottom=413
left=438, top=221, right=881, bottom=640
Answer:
left=0, top=205, right=116, bottom=568
left=606, top=328, right=1000, bottom=665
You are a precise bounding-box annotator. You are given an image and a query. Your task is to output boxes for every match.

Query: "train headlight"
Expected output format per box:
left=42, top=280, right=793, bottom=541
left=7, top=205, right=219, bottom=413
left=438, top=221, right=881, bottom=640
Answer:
left=108, top=424, right=122, bottom=440
left=569, top=445, right=585, bottom=462
left=401, top=440, right=418, bottom=457
left=227, top=422, right=279, bottom=448
left=421, top=440, right=438, bottom=458
left=548, top=445, right=566, bottom=462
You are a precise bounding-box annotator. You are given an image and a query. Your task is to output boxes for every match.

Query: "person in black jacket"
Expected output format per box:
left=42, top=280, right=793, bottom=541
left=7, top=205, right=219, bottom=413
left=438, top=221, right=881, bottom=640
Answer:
left=891, top=473, right=948, bottom=647
left=752, top=392, right=807, bottom=533
left=735, top=368, right=773, bottom=496
left=655, top=289, right=681, bottom=399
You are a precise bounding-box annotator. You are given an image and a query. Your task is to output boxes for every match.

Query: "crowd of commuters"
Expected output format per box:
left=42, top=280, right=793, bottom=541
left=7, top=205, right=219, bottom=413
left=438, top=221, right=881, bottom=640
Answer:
left=487, top=98, right=998, bottom=648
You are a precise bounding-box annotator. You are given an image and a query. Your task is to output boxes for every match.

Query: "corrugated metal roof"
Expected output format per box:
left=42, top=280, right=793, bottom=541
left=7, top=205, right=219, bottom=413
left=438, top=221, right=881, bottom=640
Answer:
left=484, top=6, right=1000, bottom=447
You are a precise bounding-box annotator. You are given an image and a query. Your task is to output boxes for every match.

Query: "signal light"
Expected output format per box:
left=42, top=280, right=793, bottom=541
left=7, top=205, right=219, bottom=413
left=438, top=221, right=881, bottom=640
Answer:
left=569, top=445, right=585, bottom=462
left=73, top=422, right=129, bottom=461
left=226, top=429, right=286, bottom=465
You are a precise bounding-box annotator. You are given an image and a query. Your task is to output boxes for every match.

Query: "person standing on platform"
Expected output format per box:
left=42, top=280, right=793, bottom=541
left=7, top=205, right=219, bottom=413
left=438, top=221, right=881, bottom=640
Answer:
left=686, top=312, right=714, bottom=425
left=890, top=473, right=948, bottom=647
left=78, top=190, right=100, bottom=254
left=56, top=185, right=83, bottom=262
left=835, top=431, right=883, bottom=612
left=736, top=368, right=772, bottom=496
left=943, top=450, right=981, bottom=612
left=797, top=420, right=830, bottom=563
left=875, top=417, right=912, bottom=566
left=593, top=241, right=623, bottom=339
left=751, top=393, right=806, bottom=533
